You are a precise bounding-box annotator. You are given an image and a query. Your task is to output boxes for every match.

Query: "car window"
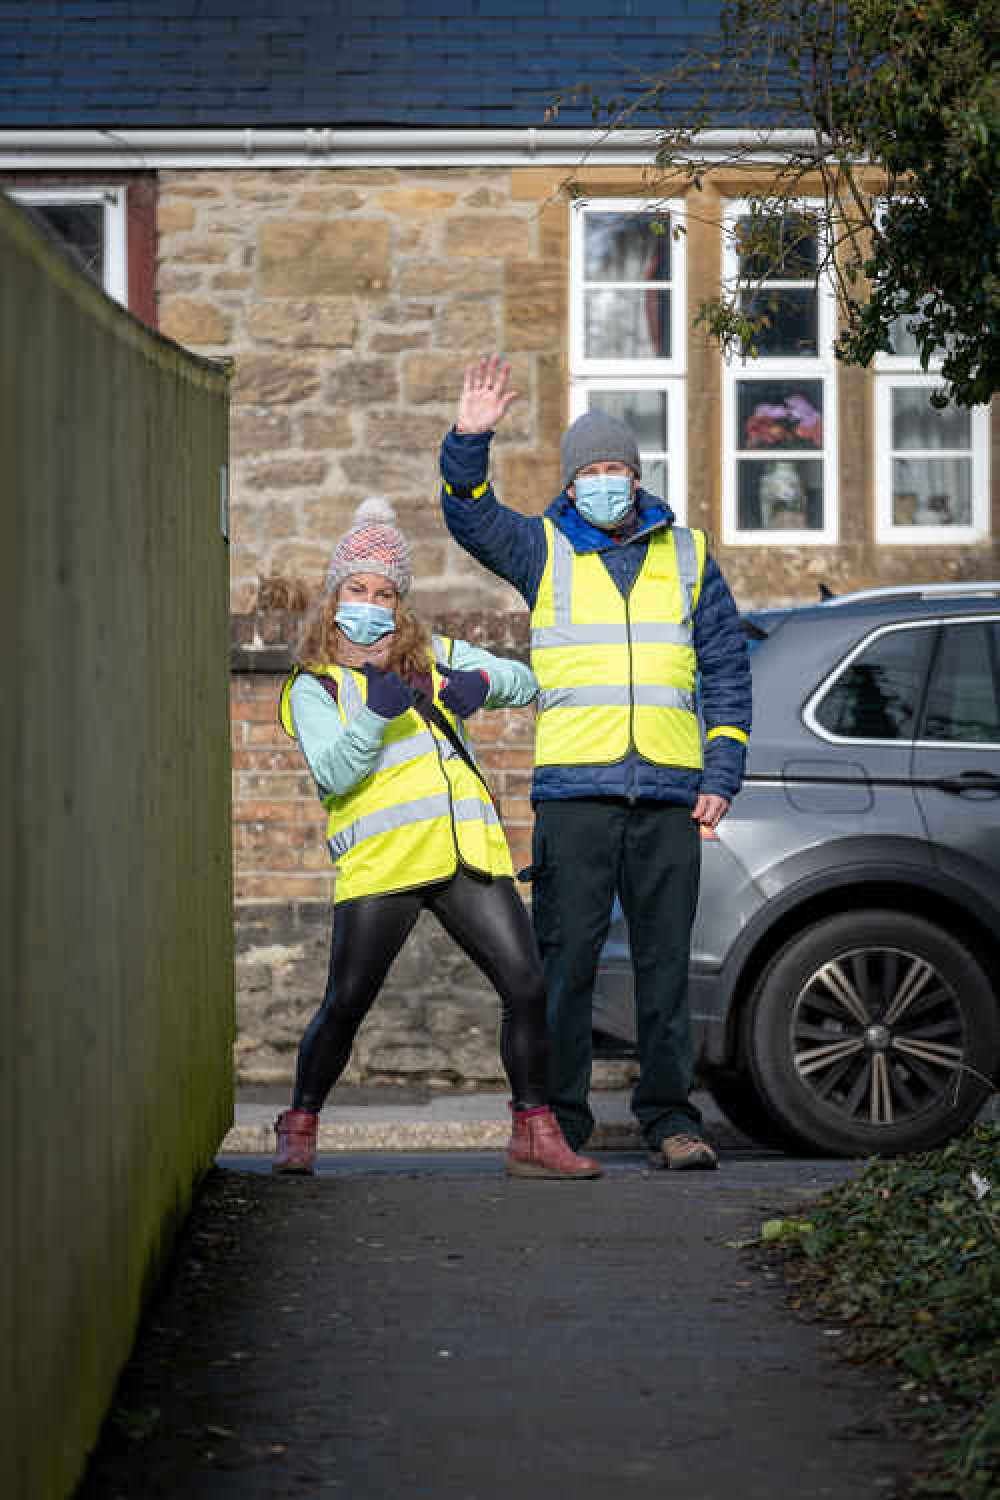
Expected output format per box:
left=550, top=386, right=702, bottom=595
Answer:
left=920, top=621, right=1000, bottom=743
left=813, top=625, right=936, bottom=740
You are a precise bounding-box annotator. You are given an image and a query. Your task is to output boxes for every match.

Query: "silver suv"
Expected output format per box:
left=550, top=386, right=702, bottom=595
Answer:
left=594, top=583, right=1000, bottom=1156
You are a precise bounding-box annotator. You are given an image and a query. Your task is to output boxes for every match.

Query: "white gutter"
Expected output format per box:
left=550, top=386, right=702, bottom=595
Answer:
left=0, top=126, right=819, bottom=171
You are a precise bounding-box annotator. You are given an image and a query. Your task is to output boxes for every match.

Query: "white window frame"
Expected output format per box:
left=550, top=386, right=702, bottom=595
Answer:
left=569, top=197, right=687, bottom=518
left=10, top=186, right=128, bottom=305
left=568, top=377, right=687, bottom=523
left=874, top=341, right=990, bottom=548
left=721, top=198, right=839, bottom=546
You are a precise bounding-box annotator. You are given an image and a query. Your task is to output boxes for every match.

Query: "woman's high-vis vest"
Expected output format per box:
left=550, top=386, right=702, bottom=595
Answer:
left=530, top=520, right=707, bottom=769
left=279, top=635, right=512, bottom=902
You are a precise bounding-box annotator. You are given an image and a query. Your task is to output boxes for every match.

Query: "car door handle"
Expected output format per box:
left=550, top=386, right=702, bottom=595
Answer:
left=932, top=771, right=1000, bottom=794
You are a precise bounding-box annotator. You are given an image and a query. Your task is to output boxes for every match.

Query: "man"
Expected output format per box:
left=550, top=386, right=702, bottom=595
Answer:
left=439, top=356, right=752, bottom=1169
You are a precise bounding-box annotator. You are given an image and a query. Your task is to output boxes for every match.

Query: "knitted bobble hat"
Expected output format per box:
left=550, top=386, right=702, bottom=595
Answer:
left=559, top=410, right=642, bottom=490
left=324, top=496, right=413, bottom=598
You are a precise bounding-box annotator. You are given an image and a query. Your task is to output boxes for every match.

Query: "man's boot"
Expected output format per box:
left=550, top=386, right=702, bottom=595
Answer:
left=505, top=1104, right=603, bottom=1179
left=272, top=1108, right=318, bottom=1174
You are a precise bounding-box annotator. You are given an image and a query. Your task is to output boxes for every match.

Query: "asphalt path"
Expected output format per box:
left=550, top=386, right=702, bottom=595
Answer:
left=76, top=1150, right=918, bottom=1500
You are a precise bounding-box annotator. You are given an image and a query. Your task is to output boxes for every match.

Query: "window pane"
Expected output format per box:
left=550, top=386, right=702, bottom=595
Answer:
left=891, top=388, right=971, bottom=450
left=29, top=201, right=105, bottom=286
left=584, top=212, right=670, bottom=283
left=586, top=388, right=667, bottom=449
left=737, top=458, right=823, bottom=530
left=735, top=212, right=818, bottom=281
left=814, top=627, right=936, bottom=740
left=887, top=313, right=922, bottom=360
left=892, top=457, right=972, bottom=526
left=885, top=300, right=955, bottom=360
left=737, top=380, right=823, bottom=451
left=738, top=290, right=818, bottom=357
left=584, top=289, right=671, bottom=359
left=642, top=457, right=668, bottom=502
left=921, top=624, right=1000, bottom=743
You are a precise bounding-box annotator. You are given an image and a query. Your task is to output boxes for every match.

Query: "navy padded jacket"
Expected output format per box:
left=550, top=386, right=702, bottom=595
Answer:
left=440, top=428, right=752, bottom=807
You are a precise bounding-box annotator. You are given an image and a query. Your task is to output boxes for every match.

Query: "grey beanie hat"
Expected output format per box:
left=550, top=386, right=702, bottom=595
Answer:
left=560, top=409, right=641, bottom=490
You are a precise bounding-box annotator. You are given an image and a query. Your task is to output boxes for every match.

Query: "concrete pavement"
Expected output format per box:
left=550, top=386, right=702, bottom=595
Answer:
left=221, top=1087, right=739, bottom=1155
left=76, top=1151, right=918, bottom=1499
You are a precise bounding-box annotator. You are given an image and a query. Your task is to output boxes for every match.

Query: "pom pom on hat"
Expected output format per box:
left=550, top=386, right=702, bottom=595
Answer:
left=352, top=495, right=398, bottom=526
left=324, top=496, right=413, bottom=598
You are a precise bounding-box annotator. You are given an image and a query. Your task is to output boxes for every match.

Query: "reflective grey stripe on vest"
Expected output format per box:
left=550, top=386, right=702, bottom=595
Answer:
left=672, top=526, right=698, bottom=625
left=339, top=669, right=363, bottom=716
left=537, top=522, right=696, bottom=647
left=431, top=633, right=450, bottom=663
left=328, top=792, right=452, bottom=860
left=453, top=796, right=501, bottom=827
left=531, top=621, right=690, bottom=649
left=328, top=788, right=498, bottom=860
left=549, top=524, right=575, bottom=626
left=374, top=729, right=443, bottom=774
left=537, top=684, right=694, bottom=714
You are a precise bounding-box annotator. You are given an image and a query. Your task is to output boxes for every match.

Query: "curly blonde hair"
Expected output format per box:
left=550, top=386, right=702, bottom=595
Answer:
left=296, top=590, right=434, bottom=679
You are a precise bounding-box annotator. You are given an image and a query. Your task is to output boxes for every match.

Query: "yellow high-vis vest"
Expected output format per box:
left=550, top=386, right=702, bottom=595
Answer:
left=530, top=520, right=707, bottom=769
left=279, top=635, right=512, bottom=902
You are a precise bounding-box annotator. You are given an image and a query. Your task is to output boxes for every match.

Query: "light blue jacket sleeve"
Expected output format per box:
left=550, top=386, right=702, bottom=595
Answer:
left=290, top=645, right=536, bottom=800
left=288, top=673, right=389, bottom=800
left=448, top=638, right=537, bottom=708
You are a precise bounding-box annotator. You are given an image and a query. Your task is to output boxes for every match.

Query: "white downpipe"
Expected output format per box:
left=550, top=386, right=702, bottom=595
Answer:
left=0, top=126, right=819, bottom=171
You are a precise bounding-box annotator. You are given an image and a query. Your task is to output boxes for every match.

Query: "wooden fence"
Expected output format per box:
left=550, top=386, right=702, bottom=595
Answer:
left=0, top=191, right=233, bottom=1500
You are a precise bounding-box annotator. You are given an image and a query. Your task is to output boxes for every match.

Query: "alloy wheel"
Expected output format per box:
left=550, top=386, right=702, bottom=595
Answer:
left=790, top=946, right=966, bottom=1128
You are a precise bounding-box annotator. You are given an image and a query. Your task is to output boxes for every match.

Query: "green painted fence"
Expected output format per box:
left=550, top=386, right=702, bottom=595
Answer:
left=0, top=191, right=234, bottom=1500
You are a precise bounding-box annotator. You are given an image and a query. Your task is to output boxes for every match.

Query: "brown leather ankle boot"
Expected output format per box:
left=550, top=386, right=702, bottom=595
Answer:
left=505, top=1105, right=603, bottom=1179
left=272, top=1108, right=318, bottom=1175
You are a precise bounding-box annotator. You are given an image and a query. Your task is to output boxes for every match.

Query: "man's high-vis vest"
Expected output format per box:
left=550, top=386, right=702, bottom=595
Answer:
left=280, top=635, right=512, bottom=902
left=530, top=520, right=707, bottom=769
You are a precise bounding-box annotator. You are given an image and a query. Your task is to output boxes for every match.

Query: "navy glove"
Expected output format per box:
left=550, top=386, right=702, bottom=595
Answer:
left=361, top=665, right=415, bottom=720
left=439, top=665, right=490, bottom=719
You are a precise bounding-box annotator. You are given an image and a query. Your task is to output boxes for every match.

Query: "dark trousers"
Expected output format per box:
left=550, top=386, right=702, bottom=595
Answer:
left=531, top=799, right=702, bottom=1150
left=293, top=869, right=549, bottom=1113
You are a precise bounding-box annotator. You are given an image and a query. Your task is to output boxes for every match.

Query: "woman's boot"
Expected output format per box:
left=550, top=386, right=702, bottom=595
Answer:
left=272, top=1108, right=318, bottom=1174
left=505, top=1104, right=603, bottom=1179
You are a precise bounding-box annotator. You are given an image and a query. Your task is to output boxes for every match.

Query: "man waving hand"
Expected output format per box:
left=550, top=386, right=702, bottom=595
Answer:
left=440, top=357, right=752, bottom=1169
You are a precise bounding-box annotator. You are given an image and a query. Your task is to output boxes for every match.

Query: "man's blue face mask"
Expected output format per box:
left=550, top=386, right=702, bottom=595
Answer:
left=335, top=602, right=397, bottom=646
left=573, top=472, right=634, bottom=530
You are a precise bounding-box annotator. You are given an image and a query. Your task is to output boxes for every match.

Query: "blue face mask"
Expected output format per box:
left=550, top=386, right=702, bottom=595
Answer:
left=335, top=602, right=397, bottom=646
left=573, top=473, right=634, bottom=530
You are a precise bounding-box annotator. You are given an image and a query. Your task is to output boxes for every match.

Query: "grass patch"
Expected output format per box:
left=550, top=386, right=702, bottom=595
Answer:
left=773, top=1124, right=1000, bottom=1499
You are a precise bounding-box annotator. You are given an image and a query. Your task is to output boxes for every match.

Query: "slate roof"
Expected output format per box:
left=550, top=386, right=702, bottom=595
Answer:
left=0, top=0, right=727, bottom=130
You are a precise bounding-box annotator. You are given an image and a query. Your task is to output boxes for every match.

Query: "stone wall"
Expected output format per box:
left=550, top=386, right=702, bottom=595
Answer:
left=156, top=165, right=566, bottom=622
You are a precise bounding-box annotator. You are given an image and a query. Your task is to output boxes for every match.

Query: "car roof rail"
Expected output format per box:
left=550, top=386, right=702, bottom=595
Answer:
left=822, top=581, right=1000, bottom=607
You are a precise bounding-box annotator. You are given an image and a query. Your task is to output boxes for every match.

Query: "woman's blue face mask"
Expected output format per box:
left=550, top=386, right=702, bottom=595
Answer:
left=335, top=602, right=397, bottom=646
left=573, top=472, right=634, bottom=530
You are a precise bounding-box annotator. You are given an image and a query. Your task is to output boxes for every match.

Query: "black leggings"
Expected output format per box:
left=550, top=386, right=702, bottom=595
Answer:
left=293, top=867, right=550, bottom=1111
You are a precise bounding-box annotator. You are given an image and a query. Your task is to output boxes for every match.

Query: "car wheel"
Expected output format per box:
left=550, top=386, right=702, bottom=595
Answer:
left=701, top=1065, right=808, bottom=1151
left=747, top=910, right=999, bottom=1158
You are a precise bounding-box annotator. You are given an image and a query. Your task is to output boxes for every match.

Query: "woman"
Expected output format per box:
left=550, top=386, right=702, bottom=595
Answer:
left=273, top=497, right=601, bottom=1180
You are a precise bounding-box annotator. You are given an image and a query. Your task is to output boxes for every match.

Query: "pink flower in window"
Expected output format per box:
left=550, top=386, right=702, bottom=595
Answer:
left=744, top=395, right=822, bottom=448
left=783, top=393, right=822, bottom=445
left=745, top=403, right=791, bottom=447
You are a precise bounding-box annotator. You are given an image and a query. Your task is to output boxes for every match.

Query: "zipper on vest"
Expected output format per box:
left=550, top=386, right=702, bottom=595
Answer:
left=430, top=716, right=462, bottom=856
left=623, top=589, right=638, bottom=804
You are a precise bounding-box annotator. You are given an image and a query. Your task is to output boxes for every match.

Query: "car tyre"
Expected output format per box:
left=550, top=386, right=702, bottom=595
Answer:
left=701, top=1064, right=810, bottom=1151
left=747, top=910, right=999, bottom=1158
